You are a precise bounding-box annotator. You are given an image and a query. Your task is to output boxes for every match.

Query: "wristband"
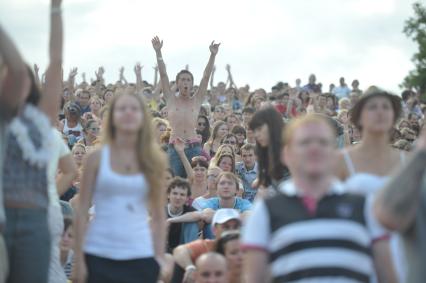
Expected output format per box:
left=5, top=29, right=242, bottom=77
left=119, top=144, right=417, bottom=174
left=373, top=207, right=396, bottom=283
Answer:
left=51, top=7, right=62, bottom=14
left=185, top=265, right=196, bottom=272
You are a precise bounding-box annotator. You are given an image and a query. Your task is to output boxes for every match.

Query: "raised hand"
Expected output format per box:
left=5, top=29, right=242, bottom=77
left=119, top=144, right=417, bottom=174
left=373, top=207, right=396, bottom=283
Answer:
left=174, top=137, right=186, bottom=153
left=185, top=64, right=189, bottom=71
left=69, top=67, right=78, bottom=78
left=134, top=63, right=143, bottom=76
left=152, top=36, right=163, bottom=52
left=95, top=66, right=104, bottom=80
left=209, top=41, right=221, bottom=55
left=119, top=66, right=125, bottom=78
left=153, top=65, right=159, bottom=72
left=81, top=72, right=86, bottom=82
left=225, top=64, right=231, bottom=72
left=34, top=64, right=40, bottom=74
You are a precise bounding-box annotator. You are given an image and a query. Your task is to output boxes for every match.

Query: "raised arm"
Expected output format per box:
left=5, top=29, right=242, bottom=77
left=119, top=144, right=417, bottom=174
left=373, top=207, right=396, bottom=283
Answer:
left=195, top=41, right=220, bottom=102
left=0, top=25, right=30, bottom=118
left=119, top=66, right=128, bottom=86
left=134, top=63, right=144, bottom=93
left=66, top=67, right=77, bottom=94
left=33, top=64, right=41, bottom=86
left=152, top=36, right=172, bottom=99
left=153, top=65, right=159, bottom=88
left=226, top=64, right=237, bottom=89
left=40, top=0, right=63, bottom=122
left=174, top=138, right=194, bottom=180
left=210, top=65, right=216, bottom=89
left=374, top=129, right=426, bottom=232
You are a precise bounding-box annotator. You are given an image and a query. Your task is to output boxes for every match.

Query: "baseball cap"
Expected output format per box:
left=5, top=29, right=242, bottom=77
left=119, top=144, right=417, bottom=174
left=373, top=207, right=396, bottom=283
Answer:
left=212, top=209, right=241, bottom=226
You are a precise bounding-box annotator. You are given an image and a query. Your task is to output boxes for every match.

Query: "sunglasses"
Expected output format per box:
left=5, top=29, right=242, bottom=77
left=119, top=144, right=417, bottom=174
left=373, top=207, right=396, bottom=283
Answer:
left=223, top=140, right=236, bottom=145
left=198, top=122, right=206, bottom=126
left=191, top=156, right=207, bottom=162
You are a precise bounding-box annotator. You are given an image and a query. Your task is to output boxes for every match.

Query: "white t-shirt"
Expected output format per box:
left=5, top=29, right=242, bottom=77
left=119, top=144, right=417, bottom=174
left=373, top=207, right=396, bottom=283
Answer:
left=48, top=129, right=71, bottom=207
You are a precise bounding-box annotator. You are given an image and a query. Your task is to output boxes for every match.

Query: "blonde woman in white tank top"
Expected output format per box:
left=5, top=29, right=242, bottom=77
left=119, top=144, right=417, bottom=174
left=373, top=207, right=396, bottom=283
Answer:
left=335, top=87, right=404, bottom=283
left=74, top=90, right=167, bottom=283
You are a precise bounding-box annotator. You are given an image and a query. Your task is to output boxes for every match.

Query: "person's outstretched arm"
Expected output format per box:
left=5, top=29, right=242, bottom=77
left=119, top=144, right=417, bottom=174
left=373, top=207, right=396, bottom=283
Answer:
left=40, top=0, right=63, bottom=122
left=375, top=129, right=426, bottom=232
left=152, top=36, right=172, bottom=100
left=0, top=25, right=30, bottom=118
left=195, top=41, right=220, bottom=103
left=226, top=64, right=237, bottom=89
left=134, top=63, right=144, bottom=93
left=119, top=66, right=128, bottom=86
left=210, top=65, right=216, bottom=89
left=153, top=65, right=159, bottom=88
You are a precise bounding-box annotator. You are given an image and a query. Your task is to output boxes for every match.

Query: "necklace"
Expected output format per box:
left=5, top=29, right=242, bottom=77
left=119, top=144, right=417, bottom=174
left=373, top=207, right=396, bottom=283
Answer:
left=167, top=204, right=184, bottom=217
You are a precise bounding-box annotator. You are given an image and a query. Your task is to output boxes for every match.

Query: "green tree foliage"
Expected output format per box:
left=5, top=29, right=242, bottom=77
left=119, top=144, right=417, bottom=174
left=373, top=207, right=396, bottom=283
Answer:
left=402, top=2, right=426, bottom=99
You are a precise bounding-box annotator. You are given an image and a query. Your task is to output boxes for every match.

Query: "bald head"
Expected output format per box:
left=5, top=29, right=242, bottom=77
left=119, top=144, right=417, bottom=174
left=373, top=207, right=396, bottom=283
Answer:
left=195, top=252, right=228, bottom=283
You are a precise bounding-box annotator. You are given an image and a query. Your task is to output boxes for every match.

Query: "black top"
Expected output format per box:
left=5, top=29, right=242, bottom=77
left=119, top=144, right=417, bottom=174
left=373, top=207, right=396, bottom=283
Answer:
left=166, top=205, right=196, bottom=253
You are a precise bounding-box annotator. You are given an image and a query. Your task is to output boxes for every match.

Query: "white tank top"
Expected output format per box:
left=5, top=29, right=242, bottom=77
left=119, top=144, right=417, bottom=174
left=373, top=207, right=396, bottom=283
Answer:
left=342, top=150, right=406, bottom=282
left=84, top=145, right=154, bottom=260
left=62, top=119, right=83, bottom=139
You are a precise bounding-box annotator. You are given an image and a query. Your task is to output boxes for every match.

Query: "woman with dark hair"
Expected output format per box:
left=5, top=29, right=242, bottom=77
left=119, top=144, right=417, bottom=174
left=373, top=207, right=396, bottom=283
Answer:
left=298, top=90, right=310, bottom=110
left=2, top=0, right=64, bottom=281
left=335, top=86, right=404, bottom=283
left=325, top=94, right=338, bottom=117
left=215, top=231, right=243, bottom=283
left=249, top=107, right=290, bottom=196
left=231, top=125, right=246, bottom=150
left=60, top=101, right=84, bottom=148
left=196, top=115, right=211, bottom=145
left=204, top=121, right=229, bottom=158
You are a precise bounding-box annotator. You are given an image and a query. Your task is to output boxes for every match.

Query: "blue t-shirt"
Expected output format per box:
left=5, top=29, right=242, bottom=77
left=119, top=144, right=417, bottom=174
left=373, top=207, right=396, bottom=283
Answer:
left=201, top=197, right=252, bottom=213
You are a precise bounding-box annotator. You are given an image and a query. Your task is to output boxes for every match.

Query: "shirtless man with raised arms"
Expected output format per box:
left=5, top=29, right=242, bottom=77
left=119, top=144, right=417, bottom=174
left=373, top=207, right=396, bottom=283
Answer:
left=152, top=36, right=220, bottom=177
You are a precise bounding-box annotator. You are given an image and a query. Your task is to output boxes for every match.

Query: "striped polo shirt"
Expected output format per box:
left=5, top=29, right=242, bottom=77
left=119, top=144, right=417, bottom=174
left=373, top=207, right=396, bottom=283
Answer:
left=242, top=180, right=386, bottom=283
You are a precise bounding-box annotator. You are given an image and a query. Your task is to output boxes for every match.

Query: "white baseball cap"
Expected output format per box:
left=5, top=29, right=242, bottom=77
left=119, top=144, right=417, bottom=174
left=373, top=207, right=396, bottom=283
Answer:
left=212, top=209, right=241, bottom=226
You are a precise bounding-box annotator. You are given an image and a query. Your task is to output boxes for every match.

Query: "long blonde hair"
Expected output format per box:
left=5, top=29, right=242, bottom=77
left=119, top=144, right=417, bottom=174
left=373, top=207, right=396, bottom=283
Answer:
left=103, top=89, right=167, bottom=203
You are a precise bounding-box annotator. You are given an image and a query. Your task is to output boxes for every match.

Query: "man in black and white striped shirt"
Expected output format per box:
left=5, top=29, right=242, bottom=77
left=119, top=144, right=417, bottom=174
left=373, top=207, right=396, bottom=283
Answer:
left=242, top=115, right=392, bottom=283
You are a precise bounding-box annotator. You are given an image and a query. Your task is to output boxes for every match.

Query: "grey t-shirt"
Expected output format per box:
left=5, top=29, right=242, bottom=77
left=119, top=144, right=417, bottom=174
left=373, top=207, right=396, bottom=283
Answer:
left=403, top=177, right=426, bottom=283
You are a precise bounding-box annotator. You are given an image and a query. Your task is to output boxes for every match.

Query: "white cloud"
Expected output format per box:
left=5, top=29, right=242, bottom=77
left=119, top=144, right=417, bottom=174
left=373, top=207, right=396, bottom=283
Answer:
left=0, top=0, right=418, bottom=92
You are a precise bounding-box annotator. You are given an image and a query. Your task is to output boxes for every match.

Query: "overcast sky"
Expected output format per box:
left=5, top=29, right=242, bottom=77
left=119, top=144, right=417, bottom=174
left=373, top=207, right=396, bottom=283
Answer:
left=0, top=0, right=419, bottom=93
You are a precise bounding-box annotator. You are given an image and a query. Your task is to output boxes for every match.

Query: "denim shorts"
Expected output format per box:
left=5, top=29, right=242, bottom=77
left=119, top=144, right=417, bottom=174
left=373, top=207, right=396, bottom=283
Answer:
left=168, top=143, right=202, bottom=178
left=4, top=208, right=51, bottom=283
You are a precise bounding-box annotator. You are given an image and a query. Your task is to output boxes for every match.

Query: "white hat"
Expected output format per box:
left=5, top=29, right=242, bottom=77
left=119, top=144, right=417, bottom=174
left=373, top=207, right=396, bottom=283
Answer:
left=212, top=209, right=241, bottom=226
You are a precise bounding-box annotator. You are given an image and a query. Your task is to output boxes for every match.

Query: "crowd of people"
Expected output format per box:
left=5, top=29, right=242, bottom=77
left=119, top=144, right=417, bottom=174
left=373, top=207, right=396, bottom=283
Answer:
left=0, top=1, right=426, bottom=283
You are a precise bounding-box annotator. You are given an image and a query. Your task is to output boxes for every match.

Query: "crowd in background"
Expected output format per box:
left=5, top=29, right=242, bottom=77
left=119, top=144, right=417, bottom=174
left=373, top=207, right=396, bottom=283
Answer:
left=1, top=1, right=426, bottom=283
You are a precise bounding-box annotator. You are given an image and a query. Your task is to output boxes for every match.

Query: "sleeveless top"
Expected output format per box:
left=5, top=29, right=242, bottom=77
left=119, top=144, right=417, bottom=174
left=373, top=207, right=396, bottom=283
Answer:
left=342, top=150, right=406, bottom=282
left=3, top=106, right=50, bottom=209
left=62, top=119, right=83, bottom=139
left=84, top=145, right=154, bottom=260
left=343, top=150, right=405, bottom=195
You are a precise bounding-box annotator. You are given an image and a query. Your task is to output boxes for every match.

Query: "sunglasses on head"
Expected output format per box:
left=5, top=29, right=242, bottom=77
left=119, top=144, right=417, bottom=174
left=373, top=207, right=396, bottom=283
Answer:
left=191, top=156, right=207, bottom=162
